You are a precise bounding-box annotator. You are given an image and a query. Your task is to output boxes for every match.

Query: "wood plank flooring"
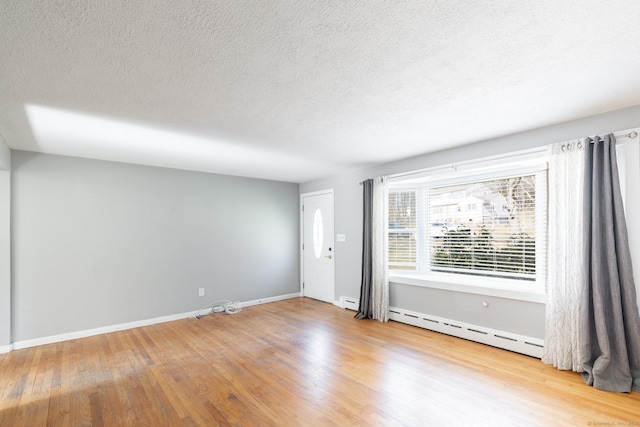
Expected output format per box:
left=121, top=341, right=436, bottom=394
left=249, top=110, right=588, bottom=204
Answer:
left=1, top=297, right=639, bottom=426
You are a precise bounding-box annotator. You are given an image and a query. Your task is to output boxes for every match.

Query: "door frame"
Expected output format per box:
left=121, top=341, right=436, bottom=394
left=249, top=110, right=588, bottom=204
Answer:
left=300, top=188, right=335, bottom=301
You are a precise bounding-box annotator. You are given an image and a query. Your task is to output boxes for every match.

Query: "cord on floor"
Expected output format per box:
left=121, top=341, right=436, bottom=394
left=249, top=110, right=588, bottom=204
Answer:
left=195, top=300, right=242, bottom=319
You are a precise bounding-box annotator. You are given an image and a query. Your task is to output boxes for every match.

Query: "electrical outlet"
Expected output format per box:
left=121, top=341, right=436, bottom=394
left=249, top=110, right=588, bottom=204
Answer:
left=199, top=288, right=205, bottom=297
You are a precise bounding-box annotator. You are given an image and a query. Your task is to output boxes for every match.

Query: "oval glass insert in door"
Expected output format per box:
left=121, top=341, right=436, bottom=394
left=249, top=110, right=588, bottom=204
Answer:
left=313, top=208, right=324, bottom=258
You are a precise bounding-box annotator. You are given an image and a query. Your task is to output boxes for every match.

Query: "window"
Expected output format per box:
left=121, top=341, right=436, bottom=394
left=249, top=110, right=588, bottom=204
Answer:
left=388, top=159, right=547, bottom=289
left=312, top=208, right=324, bottom=259
left=388, top=190, right=418, bottom=270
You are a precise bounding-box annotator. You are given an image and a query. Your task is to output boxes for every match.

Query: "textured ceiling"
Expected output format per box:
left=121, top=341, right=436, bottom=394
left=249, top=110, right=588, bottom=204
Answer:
left=1, top=1, right=640, bottom=182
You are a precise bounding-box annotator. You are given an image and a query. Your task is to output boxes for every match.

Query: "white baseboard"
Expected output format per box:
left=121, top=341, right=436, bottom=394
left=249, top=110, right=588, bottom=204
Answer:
left=242, top=292, right=300, bottom=308
left=0, top=344, right=12, bottom=354
left=388, top=306, right=544, bottom=358
left=12, top=310, right=202, bottom=350
left=12, top=292, right=301, bottom=351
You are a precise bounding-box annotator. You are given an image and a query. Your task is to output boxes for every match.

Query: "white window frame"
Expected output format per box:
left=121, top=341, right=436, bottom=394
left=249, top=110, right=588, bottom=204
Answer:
left=388, top=149, right=548, bottom=303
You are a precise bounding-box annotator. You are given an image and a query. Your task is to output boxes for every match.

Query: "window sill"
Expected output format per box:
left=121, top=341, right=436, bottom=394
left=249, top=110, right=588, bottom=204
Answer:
left=389, top=273, right=547, bottom=303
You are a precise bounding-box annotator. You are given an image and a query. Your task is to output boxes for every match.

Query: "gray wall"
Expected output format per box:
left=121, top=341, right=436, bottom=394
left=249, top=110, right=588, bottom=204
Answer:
left=0, top=137, right=10, bottom=347
left=11, top=151, right=300, bottom=342
left=300, top=104, right=640, bottom=340
left=0, top=137, right=9, bottom=170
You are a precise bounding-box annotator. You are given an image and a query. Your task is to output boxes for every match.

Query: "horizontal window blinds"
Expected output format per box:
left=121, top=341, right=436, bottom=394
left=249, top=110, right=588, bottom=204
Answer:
left=388, top=168, right=547, bottom=284
left=426, top=173, right=546, bottom=281
left=388, top=190, right=418, bottom=270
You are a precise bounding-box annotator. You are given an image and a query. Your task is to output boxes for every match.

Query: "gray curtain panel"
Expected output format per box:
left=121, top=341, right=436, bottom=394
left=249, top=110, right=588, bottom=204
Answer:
left=579, top=134, right=640, bottom=392
left=355, top=179, right=373, bottom=319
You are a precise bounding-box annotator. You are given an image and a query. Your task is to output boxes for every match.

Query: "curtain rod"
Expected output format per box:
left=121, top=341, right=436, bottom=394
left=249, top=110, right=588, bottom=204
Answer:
left=587, top=130, right=638, bottom=144
left=359, top=130, right=639, bottom=184
left=619, top=130, right=638, bottom=139
left=359, top=177, right=378, bottom=185
left=604, top=130, right=637, bottom=141
left=359, top=176, right=388, bottom=185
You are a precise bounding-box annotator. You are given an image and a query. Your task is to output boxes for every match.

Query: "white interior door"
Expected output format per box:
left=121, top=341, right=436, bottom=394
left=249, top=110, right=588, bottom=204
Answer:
left=302, top=191, right=335, bottom=303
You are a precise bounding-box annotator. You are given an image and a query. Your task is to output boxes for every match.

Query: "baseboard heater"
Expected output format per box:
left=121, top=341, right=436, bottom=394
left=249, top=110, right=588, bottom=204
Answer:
left=342, top=297, right=360, bottom=311
left=339, top=296, right=543, bottom=358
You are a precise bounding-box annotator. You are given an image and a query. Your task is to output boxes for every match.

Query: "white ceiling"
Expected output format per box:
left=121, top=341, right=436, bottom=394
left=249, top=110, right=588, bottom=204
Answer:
left=2, top=1, right=640, bottom=183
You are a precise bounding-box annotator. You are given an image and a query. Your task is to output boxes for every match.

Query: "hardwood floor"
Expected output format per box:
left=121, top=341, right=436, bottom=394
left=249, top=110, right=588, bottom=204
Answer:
left=1, top=298, right=639, bottom=426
